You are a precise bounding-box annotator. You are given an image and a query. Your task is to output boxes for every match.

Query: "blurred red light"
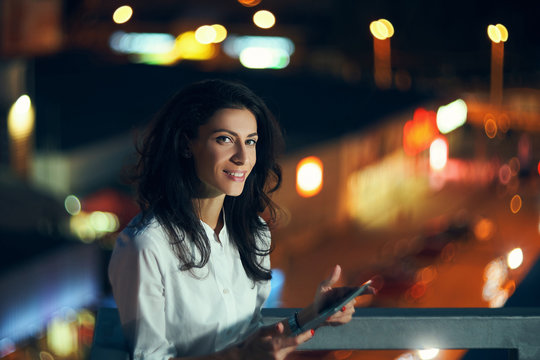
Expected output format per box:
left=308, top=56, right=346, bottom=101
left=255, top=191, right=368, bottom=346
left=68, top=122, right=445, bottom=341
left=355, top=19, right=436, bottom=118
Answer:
left=403, top=108, right=438, bottom=156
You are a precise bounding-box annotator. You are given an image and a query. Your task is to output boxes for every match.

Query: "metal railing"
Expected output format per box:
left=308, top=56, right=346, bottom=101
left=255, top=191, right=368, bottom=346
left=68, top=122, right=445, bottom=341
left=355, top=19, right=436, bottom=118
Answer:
left=91, top=307, right=540, bottom=360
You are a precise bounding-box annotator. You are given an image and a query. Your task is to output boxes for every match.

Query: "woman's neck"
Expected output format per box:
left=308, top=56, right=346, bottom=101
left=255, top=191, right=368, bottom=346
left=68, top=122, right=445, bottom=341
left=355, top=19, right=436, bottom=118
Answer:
left=193, top=195, right=225, bottom=233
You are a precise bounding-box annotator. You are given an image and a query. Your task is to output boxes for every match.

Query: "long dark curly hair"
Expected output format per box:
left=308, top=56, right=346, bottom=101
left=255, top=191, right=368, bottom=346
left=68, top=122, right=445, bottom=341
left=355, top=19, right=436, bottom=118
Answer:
left=132, top=79, right=283, bottom=282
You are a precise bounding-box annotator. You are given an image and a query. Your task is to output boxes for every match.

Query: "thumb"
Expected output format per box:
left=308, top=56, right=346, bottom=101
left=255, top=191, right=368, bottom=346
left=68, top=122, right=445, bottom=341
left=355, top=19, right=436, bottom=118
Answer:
left=321, top=264, right=341, bottom=288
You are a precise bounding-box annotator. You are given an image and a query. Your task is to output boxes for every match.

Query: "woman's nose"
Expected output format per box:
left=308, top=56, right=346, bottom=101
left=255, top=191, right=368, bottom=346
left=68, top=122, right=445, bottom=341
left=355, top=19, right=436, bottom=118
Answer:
left=231, top=143, right=247, bottom=164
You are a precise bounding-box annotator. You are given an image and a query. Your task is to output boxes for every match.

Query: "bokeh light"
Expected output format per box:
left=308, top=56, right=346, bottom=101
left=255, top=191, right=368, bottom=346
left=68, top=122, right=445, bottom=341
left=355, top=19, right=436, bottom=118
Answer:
left=498, top=113, right=511, bottom=133
left=403, top=108, right=438, bottom=156
left=507, top=248, right=523, bottom=269
left=510, top=194, right=522, bottom=214
left=436, top=99, right=467, bottom=134
left=370, top=19, right=394, bottom=40
left=70, top=210, right=120, bottom=242
left=429, top=137, right=448, bottom=170
left=296, top=156, right=323, bottom=197
left=487, top=24, right=508, bottom=43
left=238, top=0, right=261, bottom=7
left=47, top=312, right=78, bottom=357
left=195, top=25, right=217, bottom=44
left=8, top=95, right=35, bottom=140
left=473, top=218, right=495, bottom=241
left=498, top=164, right=511, bottom=184
left=113, top=5, right=133, bottom=24
left=211, top=24, right=228, bottom=43
left=484, top=117, right=497, bottom=138
left=253, top=10, right=276, bottom=29
left=175, top=31, right=217, bottom=60
left=239, top=47, right=290, bottom=69
left=64, top=195, right=81, bottom=215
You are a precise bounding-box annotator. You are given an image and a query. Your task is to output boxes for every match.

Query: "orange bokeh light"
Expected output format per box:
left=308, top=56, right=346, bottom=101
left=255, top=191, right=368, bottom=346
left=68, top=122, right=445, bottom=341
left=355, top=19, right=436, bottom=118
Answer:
left=238, top=0, right=261, bottom=7
left=510, top=194, right=522, bottom=214
left=403, top=108, right=439, bottom=156
left=296, top=156, right=323, bottom=198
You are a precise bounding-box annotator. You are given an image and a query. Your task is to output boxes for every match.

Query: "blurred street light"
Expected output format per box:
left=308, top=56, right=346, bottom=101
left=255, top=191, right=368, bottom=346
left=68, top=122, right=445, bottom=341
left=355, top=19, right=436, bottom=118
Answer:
left=370, top=19, right=394, bottom=89
left=195, top=25, right=217, bottom=44
left=253, top=10, right=276, bottom=29
left=8, top=94, right=35, bottom=179
left=296, top=156, right=323, bottom=197
left=487, top=24, right=508, bottom=105
left=113, top=5, right=133, bottom=24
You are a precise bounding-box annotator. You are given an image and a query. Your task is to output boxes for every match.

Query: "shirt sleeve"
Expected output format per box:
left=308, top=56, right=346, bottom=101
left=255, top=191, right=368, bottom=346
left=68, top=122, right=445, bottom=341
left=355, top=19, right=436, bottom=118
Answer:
left=108, top=230, right=176, bottom=360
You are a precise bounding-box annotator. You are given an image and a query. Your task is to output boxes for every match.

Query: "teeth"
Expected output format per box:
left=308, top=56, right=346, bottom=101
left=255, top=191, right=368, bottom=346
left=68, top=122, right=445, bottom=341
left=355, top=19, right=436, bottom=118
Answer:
left=225, top=171, right=244, bottom=177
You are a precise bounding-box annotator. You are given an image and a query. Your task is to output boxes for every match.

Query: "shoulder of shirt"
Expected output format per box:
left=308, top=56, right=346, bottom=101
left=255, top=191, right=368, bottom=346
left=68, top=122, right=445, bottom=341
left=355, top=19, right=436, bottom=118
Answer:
left=116, top=213, right=170, bottom=253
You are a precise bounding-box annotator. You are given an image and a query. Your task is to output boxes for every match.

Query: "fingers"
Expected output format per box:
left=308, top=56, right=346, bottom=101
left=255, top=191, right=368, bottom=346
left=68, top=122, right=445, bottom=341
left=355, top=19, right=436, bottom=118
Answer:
left=326, top=299, right=356, bottom=325
left=320, top=264, right=341, bottom=289
left=258, top=322, right=285, bottom=338
left=295, top=328, right=315, bottom=344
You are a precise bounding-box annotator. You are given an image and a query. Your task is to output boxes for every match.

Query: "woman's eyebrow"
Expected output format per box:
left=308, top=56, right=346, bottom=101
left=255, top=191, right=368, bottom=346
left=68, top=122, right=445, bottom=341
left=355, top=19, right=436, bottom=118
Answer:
left=212, top=129, right=258, bottom=138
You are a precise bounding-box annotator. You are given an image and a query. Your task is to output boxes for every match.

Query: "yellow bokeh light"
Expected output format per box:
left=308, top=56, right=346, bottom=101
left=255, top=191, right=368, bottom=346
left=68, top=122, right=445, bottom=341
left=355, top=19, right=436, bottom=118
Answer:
left=487, top=25, right=501, bottom=43
left=296, top=156, right=323, bottom=198
left=370, top=19, right=393, bottom=40
left=113, top=5, right=133, bottom=24
left=370, top=21, right=387, bottom=40
left=47, top=316, right=78, bottom=357
left=8, top=94, right=35, bottom=140
left=211, top=24, right=228, bottom=43
left=510, top=194, right=522, bottom=214
left=253, top=10, right=276, bottom=29
left=195, top=25, right=217, bottom=44
left=175, top=31, right=217, bottom=60
left=379, top=19, right=394, bottom=37
left=488, top=24, right=508, bottom=43
left=496, top=24, right=508, bottom=42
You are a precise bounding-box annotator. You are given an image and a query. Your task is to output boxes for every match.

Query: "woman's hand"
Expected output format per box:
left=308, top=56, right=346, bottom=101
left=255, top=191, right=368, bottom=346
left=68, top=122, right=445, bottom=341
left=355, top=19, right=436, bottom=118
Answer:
left=239, top=322, right=313, bottom=360
left=314, top=265, right=356, bottom=326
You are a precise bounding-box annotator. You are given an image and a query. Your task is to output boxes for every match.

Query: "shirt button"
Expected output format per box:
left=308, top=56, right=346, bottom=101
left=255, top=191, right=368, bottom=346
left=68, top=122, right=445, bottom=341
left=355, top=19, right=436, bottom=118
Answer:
left=223, top=288, right=230, bottom=294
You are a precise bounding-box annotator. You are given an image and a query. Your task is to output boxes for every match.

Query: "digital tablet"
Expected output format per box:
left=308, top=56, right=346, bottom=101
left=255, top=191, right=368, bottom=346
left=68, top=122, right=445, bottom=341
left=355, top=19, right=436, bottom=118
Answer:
left=296, top=279, right=374, bottom=334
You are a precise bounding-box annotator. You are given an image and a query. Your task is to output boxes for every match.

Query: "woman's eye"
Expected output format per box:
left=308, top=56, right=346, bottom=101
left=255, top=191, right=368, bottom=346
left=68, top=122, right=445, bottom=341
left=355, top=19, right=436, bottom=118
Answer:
left=246, top=139, right=257, bottom=146
left=216, top=136, right=232, bottom=143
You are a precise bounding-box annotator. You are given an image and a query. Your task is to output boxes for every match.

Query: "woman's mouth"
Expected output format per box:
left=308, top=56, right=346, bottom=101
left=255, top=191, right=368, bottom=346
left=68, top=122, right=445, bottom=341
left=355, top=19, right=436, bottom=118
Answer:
left=223, top=170, right=246, bottom=181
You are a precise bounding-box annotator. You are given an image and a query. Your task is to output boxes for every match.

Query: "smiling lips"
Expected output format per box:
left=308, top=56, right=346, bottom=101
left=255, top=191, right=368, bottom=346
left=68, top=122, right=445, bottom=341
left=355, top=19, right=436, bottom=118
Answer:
left=223, top=170, right=247, bottom=181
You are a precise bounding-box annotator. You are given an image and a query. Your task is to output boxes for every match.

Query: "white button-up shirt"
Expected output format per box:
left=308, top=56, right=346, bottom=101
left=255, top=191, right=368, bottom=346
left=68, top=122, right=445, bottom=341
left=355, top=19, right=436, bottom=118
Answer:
left=108, top=214, right=271, bottom=359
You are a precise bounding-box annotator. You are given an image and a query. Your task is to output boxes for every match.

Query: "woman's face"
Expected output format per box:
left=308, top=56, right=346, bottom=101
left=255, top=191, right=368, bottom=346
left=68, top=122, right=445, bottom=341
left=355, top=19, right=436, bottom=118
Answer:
left=189, top=108, right=258, bottom=198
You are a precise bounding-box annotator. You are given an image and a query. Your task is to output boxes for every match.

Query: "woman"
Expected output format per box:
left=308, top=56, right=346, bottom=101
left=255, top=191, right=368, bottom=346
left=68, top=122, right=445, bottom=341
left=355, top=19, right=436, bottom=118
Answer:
left=108, top=79, right=356, bottom=360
